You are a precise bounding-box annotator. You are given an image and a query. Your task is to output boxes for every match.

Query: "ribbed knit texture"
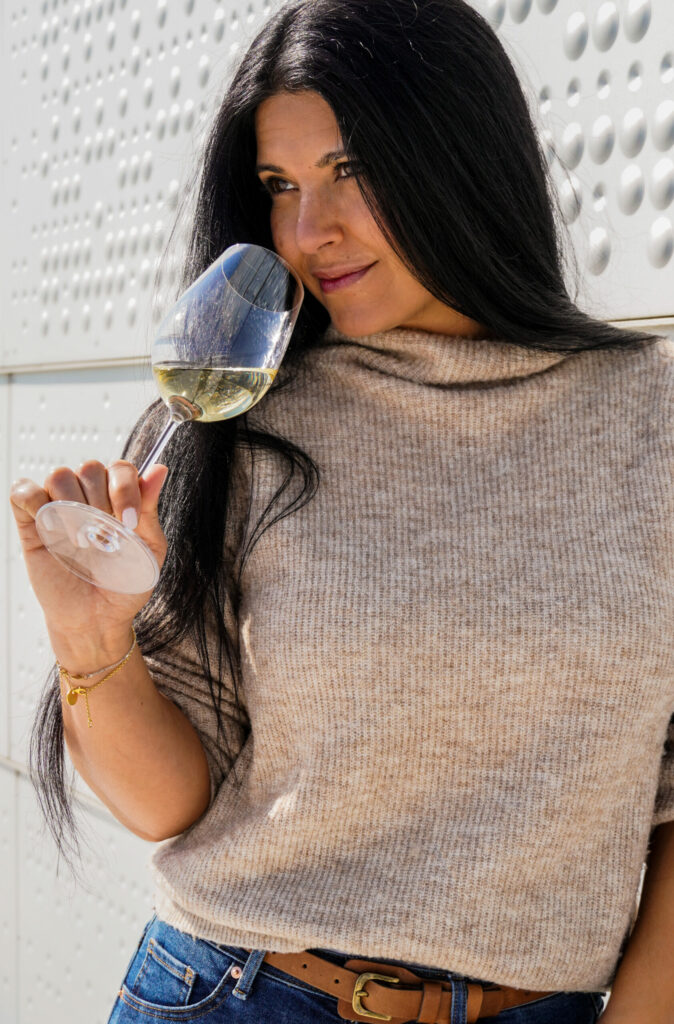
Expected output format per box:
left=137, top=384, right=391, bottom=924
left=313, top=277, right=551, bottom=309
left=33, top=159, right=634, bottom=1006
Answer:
left=145, top=325, right=674, bottom=991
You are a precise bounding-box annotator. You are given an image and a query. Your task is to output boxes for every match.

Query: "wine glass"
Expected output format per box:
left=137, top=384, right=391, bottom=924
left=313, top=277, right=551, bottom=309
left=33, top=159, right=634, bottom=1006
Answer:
left=34, top=243, right=304, bottom=594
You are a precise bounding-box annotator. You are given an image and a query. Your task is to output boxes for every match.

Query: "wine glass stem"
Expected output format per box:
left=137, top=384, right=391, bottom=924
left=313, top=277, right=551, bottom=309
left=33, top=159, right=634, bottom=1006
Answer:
left=137, top=416, right=181, bottom=477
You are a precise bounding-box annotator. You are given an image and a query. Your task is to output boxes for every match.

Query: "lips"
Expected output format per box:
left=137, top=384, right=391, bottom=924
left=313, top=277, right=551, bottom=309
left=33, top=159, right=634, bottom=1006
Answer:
left=315, top=263, right=375, bottom=293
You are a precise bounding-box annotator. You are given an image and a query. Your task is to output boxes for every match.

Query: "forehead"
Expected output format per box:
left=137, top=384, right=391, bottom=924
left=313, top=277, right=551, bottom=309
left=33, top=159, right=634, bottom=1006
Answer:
left=255, top=91, right=343, bottom=161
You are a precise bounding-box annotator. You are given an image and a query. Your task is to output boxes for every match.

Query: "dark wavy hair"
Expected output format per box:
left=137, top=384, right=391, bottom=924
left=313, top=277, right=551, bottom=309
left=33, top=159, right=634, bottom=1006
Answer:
left=31, top=0, right=660, bottom=866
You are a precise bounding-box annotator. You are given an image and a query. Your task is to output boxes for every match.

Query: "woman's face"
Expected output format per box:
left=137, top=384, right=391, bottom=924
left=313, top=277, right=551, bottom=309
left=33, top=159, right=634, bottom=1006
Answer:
left=255, top=91, right=489, bottom=339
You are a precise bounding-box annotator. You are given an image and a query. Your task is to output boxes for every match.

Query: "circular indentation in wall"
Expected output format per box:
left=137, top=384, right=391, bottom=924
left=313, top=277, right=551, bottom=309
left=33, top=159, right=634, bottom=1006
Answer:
left=588, top=114, right=615, bottom=163
left=618, top=165, right=644, bottom=214
left=508, top=0, right=532, bottom=24
left=623, top=0, right=651, bottom=43
left=559, top=174, right=582, bottom=223
left=564, top=12, right=588, bottom=60
left=588, top=227, right=611, bottom=274
left=627, top=60, right=643, bottom=91
left=593, top=2, right=619, bottom=51
left=597, top=69, right=611, bottom=99
left=648, top=217, right=673, bottom=267
left=213, top=8, right=225, bottom=41
left=619, top=107, right=646, bottom=156
left=485, top=0, right=506, bottom=30
left=167, top=178, right=180, bottom=210
left=661, top=53, right=674, bottom=85
left=169, top=103, right=181, bottom=135
left=567, top=78, right=581, bottom=107
left=124, top=154, right=136, bottom=185
left=560, top=122, right=584, bottom=168
left=592, top=183, right=607, bottom=213
left=539, top=86, right=552, bottom=114
left=653, top=100, right=674, bottom=151
left=537, top=0, right=558, bottom=11
left=650, top=158, right=674, bottom=210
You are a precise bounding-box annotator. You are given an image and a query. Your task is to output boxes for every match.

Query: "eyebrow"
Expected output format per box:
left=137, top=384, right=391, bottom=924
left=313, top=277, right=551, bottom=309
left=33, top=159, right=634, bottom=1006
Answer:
left=255, top=149, right=348, bottom=174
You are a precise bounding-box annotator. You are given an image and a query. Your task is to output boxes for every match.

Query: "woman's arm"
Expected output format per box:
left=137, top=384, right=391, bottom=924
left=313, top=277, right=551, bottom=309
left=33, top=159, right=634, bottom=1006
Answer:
left=599, top=819, right=674, bottom=1023
left=54, top=627, right=212, bottom=842
left=10, top=462, right=211, bottom=842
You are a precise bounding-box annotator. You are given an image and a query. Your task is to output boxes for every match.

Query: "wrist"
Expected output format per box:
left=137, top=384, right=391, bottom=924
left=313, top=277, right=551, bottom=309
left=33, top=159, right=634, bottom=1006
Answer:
left=49, top=624, right=136, bottom=676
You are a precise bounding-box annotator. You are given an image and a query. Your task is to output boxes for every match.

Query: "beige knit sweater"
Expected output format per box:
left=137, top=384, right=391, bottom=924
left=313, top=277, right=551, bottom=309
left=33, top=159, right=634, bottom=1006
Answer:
left=144, top=325, right=674, bottom=992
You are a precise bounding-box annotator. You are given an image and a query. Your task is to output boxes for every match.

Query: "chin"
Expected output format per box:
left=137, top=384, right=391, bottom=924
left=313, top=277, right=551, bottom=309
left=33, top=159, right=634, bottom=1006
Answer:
left=328, top=307, right=397, bottom=338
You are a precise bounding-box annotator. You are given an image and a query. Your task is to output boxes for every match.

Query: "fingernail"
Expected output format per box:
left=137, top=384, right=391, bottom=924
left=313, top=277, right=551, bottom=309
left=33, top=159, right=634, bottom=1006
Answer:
left=122, top=507, right=138, bottom=530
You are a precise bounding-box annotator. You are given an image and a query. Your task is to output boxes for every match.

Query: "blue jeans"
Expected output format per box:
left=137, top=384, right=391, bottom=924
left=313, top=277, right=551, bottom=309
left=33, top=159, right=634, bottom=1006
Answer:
left=107, top=915, right=607, bottom=1023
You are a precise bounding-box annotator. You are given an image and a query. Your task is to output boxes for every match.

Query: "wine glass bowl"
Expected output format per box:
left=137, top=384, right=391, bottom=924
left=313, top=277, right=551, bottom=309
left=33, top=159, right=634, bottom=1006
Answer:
left=152, top=243, right=302, bottom=423
left=35, top=243, right=304, bottom=595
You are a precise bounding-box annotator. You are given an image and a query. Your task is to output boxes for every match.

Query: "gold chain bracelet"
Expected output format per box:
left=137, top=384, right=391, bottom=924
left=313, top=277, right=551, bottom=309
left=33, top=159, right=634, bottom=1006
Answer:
left=58, top=628, right=137, bottom=728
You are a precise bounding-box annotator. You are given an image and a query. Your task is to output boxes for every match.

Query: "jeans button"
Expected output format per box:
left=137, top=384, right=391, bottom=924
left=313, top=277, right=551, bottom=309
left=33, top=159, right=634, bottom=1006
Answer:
left=231, top=966, right=242, bottom=979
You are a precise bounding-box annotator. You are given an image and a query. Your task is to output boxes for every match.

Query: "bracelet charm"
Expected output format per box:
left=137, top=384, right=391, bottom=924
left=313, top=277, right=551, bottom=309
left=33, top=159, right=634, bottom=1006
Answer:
left=58, top=628, right=137, bottom=727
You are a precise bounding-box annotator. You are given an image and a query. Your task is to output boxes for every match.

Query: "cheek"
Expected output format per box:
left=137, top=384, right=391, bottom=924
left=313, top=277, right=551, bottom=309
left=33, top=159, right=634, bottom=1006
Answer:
left=269, top=206, right=296, bottom=260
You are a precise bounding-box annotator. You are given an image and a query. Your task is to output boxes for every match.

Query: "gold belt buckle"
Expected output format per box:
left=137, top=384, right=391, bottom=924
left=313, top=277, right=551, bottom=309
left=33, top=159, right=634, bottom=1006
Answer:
left=352, top=971, right=401, bottom=1021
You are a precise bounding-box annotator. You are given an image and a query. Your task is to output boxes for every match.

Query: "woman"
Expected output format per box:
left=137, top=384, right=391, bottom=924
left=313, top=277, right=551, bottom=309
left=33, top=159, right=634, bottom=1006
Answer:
left=10, top=1, right=674, bottom=1022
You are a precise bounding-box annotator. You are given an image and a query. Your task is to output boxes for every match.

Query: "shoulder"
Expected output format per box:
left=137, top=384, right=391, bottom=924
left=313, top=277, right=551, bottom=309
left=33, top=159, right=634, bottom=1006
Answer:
left=569, top=335, right=674, bottom=399
left=653, top=335, right=674, bottom=369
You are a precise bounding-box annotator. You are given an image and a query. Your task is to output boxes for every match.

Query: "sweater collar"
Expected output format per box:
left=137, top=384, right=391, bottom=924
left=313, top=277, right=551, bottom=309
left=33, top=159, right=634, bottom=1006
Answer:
left=322, top=324, right=569, bottom=386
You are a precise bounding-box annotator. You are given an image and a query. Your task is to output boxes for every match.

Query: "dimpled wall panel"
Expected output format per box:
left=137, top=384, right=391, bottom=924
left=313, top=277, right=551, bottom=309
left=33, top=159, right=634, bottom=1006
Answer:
left=0, top=379, right=9, bottom=760
left=2, top=0, right=279, bottom=369
left=17, top=772, right=154, bottom=1024
left=0, top=767, right=18, bottom=1024
left=1, top=1, right=672, bottom=1023
left=474, top=0, right=674, bottom=318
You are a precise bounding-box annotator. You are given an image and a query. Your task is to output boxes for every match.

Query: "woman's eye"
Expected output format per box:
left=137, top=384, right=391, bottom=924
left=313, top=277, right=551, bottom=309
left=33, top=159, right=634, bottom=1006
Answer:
left=259, top=163, right=362, bottom=196
left=336, top=161, right=360, bottom=179
left=260, top=177, right=294, bottom=196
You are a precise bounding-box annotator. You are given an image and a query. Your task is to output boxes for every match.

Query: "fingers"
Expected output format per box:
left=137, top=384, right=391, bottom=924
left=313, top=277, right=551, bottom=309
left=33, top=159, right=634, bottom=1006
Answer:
left=9, top=477, right=51, bottom=527
left=106, top=459, right=142, bottom=527
left=136, top=465, right=169, bottom=560
left=107, top=461, right=168, bottom=562
left=9, top=466, right=89, bottom=525
left=77, top=460, right=113, bottom=514
left=138, top=465, right=169, bottom=524
left=10, top=461, right=169, bottom=564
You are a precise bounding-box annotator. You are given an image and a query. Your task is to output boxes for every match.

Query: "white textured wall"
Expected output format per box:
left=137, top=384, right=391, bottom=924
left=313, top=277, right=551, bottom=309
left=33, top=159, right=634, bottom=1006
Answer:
left=1, top=1, right=672, bottom=1021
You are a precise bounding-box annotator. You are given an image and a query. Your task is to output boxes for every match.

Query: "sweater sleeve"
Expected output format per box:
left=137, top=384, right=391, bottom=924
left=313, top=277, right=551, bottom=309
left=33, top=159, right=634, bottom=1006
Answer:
left=652, top=712, right=674, bottom=826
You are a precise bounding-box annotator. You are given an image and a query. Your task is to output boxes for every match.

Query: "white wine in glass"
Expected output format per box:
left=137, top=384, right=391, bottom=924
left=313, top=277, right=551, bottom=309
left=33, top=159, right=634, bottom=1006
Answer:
left=35, top=243, right=304, bottom=594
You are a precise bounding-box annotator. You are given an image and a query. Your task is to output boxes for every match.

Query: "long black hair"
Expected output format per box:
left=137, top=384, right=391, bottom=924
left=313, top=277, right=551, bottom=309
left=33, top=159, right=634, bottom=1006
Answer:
left=31, top=0, right=661, bottom=866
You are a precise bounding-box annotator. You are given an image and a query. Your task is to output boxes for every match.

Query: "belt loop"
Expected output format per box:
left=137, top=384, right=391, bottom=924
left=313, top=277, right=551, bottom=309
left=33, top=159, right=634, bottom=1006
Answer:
left=231, top=949, right=268, bottom=1001
left=449, top=977, right=468, bottom=1024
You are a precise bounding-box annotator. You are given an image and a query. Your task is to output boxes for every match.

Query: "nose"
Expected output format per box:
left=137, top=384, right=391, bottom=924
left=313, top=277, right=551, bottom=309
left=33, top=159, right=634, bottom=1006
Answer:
left=294, top=187, right=343, bottom=254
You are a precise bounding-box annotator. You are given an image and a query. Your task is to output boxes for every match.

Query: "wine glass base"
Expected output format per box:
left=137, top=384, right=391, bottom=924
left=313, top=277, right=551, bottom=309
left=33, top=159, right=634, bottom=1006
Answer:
left=35, top=501, right=160, bottom=594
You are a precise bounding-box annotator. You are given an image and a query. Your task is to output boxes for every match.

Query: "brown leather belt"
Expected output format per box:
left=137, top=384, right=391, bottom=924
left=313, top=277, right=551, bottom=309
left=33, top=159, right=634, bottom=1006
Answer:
left=256, top=949, right=554, bottom=1023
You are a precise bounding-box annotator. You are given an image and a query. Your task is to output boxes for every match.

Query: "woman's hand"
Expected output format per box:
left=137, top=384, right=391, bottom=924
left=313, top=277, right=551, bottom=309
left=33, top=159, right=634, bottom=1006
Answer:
left=9, top=459, right=168, bottom=669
